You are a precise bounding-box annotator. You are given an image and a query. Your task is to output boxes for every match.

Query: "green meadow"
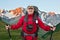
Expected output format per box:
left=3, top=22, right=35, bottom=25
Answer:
left=0, top=19, right=60, bottom=40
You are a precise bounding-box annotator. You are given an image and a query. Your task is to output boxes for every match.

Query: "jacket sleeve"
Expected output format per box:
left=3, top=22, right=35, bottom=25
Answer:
left=11, top=16, right=24, bottom=30
left=37, top=17, right=51, bottom=31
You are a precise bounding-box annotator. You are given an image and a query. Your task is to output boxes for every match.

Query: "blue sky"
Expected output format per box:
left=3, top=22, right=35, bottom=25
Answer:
left=0, top=0, right=60, bottom=13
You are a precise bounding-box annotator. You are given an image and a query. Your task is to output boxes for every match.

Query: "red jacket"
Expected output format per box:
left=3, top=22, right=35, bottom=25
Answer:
left=11, top=14, right=50, bottom=34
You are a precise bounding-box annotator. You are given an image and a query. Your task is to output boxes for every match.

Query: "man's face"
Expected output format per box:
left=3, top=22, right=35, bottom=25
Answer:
left=27, top=7, right=34, bottom=14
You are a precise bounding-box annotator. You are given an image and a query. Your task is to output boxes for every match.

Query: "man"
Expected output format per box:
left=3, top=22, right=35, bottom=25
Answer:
left=5, top=6, right=56, bottom=40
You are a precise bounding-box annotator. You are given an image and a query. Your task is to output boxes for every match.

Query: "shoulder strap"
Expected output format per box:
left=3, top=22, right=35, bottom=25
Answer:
left=24, top=14, right=28, bottom=22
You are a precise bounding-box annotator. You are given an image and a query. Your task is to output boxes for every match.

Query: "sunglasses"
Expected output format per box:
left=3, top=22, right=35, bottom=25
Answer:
left=28, top=8, right=34, bottom=9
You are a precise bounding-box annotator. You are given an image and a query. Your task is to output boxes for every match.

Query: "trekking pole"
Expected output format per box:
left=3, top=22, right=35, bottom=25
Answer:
left=50, top=26, right=55, bottom=40
left=6, top=24, right=12, bottom=40
left=50, top=30, right=54, bottom=40
left=8, top=28, right=12, bottom=40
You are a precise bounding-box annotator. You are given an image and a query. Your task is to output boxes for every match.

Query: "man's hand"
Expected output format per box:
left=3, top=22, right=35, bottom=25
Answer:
left=50, top=27, right=56, bottom=31
left=5, top=25, right=10, bottom=30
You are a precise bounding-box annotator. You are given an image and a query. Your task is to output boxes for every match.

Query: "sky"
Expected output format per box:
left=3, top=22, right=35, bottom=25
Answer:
left=0, top=0, right=60, bottom=14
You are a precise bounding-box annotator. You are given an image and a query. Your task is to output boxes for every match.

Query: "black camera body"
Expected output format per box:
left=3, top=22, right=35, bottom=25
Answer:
left=26, top=24, right=33, bottom=31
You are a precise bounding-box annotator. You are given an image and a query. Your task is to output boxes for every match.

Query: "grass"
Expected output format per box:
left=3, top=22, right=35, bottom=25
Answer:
left=0, top=19, right=60, bottom=40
